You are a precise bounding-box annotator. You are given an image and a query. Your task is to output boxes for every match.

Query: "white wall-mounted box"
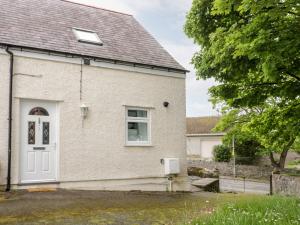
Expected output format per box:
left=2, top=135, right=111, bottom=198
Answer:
left=163, top=158, right=180, bottom=175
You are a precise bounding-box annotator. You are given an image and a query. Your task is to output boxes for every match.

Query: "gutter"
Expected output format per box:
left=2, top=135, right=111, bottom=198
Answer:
left=5, top=46, right=14, bottom=192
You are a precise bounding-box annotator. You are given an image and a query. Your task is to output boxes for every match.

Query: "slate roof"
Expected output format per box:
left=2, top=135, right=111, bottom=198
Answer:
left=186, top=117, right=222, bottom=134
left=0, top=0, right=186, bottom=72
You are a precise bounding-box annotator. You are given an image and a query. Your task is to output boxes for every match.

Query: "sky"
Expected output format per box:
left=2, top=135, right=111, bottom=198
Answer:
left=73, top=0, right=218, bottom=117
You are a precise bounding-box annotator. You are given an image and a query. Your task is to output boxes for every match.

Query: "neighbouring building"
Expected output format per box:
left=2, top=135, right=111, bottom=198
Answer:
left=186, top=117, right=225, bottom=160
left=0, top=0, right=190, bottom=191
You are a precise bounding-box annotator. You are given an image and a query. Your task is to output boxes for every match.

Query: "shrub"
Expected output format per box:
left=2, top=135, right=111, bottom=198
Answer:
left=213, top=145, right=231, bottom=162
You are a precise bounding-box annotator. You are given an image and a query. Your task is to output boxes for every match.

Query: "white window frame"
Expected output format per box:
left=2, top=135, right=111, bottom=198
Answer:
left=72, top=28, right=103, bottom=45
left=125, top=107, right=151, bottom=146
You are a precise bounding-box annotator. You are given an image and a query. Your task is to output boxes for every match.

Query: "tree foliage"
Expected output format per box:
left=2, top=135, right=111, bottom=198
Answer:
left=185, top=0, right=300, bottom=168
left=220, top=127, right=262, bottom=165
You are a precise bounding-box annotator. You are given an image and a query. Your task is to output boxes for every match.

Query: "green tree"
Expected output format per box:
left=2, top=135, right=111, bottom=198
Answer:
left=220, top=128, right=262, bottom=165
left=185, top=0, right=300, bottom=169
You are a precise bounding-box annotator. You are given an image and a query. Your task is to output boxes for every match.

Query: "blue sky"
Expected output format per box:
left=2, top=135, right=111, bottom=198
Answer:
left=74, top=0, right=217, bottom=117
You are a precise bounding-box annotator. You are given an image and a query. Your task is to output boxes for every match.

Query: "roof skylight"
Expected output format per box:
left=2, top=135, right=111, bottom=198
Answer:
left=73, top=28, right=103, bottom=45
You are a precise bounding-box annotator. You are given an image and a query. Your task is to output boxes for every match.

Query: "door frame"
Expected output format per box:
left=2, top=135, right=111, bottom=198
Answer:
left=19, top=99, right=60, bottom=184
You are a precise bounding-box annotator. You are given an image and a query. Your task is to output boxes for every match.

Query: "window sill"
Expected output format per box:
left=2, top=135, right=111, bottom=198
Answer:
left=125, top=144, right=154, bottom=147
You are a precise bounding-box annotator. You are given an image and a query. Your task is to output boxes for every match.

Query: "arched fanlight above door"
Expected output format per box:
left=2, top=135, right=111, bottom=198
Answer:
left=29, top=107, right=49, bottom=116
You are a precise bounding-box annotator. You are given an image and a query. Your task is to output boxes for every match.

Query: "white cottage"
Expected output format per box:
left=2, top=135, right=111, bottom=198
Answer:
left=0, top=0, right=189, bottom=191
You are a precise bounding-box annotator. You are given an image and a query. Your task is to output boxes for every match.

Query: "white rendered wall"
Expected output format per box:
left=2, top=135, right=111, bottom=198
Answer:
left=0, top=51, right=189, bottom=191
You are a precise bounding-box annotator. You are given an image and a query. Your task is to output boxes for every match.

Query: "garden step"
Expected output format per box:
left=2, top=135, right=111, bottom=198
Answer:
left=192, top=178, right=220, bottom=192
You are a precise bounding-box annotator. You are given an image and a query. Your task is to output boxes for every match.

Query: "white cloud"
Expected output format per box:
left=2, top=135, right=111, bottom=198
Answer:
left=161, top=39, right=218, bottom=116
left=70, top=0, right=192, bottom=16
left=69, top=0, right=162, bottom=15
left=69, top=0, right=137, bottom=15
left=186, top=76, right=218, bottom=116
left=160, top=39, right=197, bottom=71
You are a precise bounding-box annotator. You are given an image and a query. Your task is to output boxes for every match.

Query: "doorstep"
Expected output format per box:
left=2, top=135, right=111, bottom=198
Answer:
left=15, top=181, right=60, bottom=191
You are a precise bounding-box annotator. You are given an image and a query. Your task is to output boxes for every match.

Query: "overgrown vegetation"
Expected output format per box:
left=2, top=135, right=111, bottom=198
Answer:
left=213, top=145, right=231, bottom=162
left=185, top=0, right=300, bottom=169
left=191, top=195, right=300, bottom=225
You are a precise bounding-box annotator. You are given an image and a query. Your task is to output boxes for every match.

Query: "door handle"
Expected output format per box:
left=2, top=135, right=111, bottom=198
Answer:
left=33, top=147, right=46, bottom=150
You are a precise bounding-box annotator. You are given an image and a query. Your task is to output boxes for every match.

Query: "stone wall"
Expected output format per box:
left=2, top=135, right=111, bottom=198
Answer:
left=272, top=174, right=300, bottom=197
left=188, top=160, right=273, bottom=180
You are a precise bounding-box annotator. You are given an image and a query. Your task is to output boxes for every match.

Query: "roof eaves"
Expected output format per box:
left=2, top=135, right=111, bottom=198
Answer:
left=0, top=43, right=187, bottom=74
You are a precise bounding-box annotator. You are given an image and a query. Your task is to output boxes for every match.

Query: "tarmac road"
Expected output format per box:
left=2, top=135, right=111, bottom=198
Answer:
left=220, top=176, right=270, bottom=194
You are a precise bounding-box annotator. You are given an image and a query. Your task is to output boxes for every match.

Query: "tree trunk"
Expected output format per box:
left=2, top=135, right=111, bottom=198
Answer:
left=278, top=137, right=296, bottom=169
left=269, top=137, right=296, bottom=170
left=269, top=152, right=280, bottom=168
left=278, top=149, right=289, bottom=169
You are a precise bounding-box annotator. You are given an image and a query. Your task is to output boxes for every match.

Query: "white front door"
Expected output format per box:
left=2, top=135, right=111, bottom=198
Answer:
left=20, top=100, right=57, bottom=183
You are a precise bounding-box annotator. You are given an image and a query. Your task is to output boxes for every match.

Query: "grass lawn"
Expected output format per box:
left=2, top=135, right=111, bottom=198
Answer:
left=190, top=195, right=300, bottom=225
left=1, top=190, right=299, bottom=224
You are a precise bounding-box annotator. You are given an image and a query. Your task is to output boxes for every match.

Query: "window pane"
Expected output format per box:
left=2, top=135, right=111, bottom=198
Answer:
left=77, top=31, right=99, bottom=42
left=128, top=122, right=148, bottom=142
left=74, top=29, right=102, bottom=44
left=28, top=121, right=35, bottom=144
left=43, top=122, right=50, bottom=145
left=128, top=110, right=147, bottom=118
left=29, top=107, right=49, bottom=116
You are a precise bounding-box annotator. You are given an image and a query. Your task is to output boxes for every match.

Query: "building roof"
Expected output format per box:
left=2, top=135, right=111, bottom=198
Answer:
left=0, top=0, right=186, bottom=72
left=186, top=117, right=222, bottom=135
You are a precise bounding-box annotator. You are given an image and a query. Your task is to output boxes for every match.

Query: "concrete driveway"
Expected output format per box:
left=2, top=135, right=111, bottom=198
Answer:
left=0, top=190, right=218, bottom=225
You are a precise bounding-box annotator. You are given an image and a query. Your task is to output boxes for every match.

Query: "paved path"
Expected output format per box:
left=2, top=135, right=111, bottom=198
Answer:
left=0, top=190, right=218, bottom=225
left=220, top=176, right=270, bottom=194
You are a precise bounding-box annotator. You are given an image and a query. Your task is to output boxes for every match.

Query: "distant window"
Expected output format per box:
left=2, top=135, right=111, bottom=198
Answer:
left=73, top=28, right=103, bottom=45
